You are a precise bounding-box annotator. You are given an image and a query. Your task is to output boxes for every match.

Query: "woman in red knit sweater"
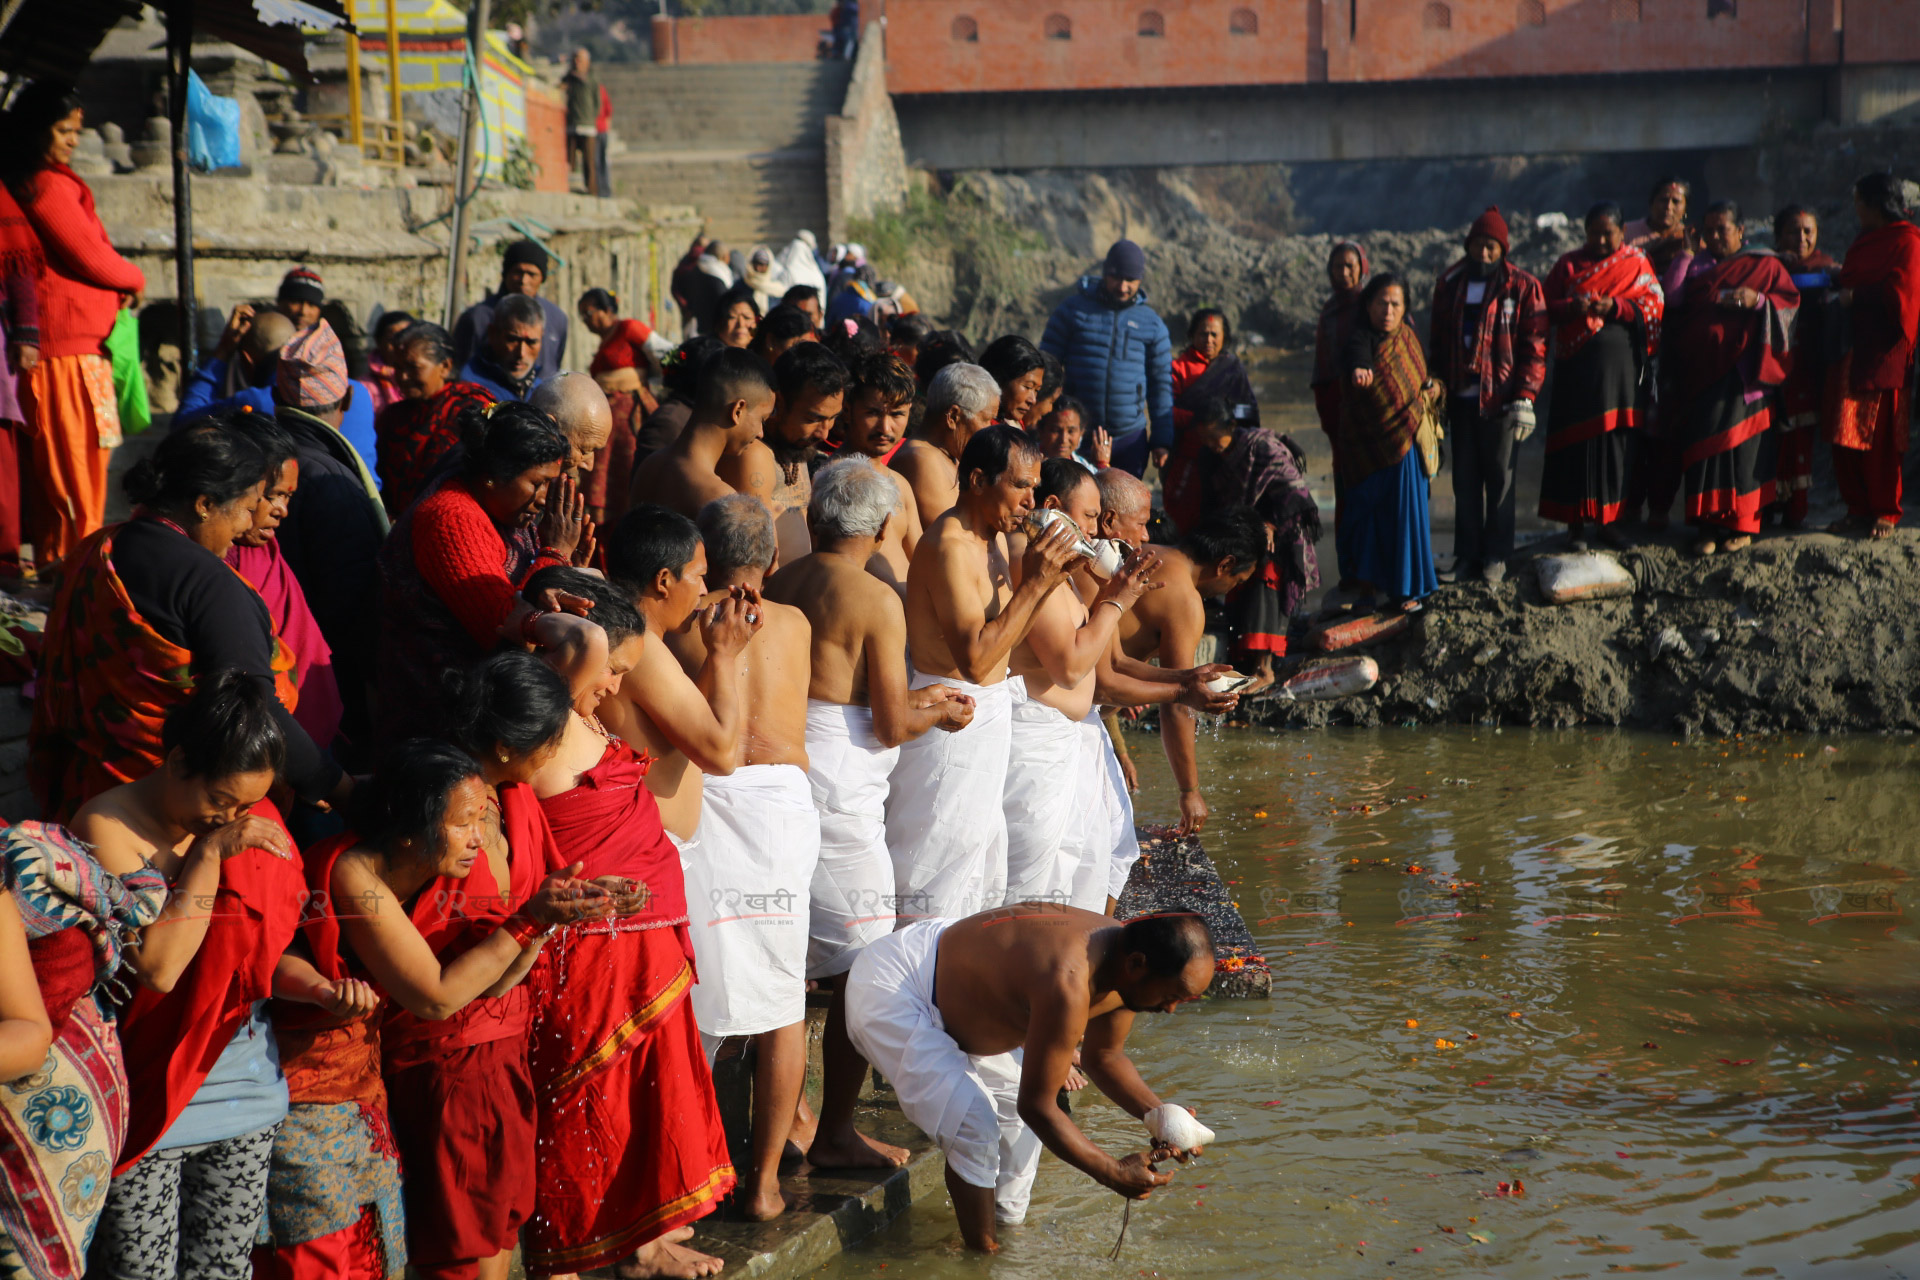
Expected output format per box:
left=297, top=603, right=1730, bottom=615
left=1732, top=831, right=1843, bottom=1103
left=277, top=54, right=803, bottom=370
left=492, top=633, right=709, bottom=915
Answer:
left=374, top=400, right=590, bottom=744
left=1, top=82, right=146, bottom=569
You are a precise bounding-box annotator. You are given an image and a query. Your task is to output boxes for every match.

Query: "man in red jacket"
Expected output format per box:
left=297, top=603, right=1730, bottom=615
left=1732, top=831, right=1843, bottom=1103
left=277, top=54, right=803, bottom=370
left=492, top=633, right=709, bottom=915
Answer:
left=1428, top=207, right=1547, bottom=584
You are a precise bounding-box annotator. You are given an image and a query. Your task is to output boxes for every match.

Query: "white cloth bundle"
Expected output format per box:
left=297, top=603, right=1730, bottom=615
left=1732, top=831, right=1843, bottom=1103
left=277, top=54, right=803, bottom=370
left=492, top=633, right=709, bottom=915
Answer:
left=884, top=672, right=1013, bottom=920
left=1003, top=678, right=1089, bottom=906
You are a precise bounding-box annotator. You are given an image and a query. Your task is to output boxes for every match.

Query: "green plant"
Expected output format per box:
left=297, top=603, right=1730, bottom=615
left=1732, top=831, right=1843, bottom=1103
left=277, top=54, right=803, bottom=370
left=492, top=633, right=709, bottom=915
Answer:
left=851, top=183, right=1045, bottom=278
left=502, top=135, right=539, bottom=191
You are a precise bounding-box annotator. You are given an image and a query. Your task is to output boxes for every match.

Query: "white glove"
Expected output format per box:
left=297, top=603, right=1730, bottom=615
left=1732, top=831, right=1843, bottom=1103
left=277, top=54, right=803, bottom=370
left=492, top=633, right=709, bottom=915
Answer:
left=1144, top=1103, right=1215, bottom=1154
left=1504, top=400, right=1537, bottom=442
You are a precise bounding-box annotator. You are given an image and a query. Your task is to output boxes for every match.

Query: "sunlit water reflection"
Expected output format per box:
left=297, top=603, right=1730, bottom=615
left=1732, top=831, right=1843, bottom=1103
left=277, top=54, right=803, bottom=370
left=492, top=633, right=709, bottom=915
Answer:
left=806, top=727, right=1920, bottom=1278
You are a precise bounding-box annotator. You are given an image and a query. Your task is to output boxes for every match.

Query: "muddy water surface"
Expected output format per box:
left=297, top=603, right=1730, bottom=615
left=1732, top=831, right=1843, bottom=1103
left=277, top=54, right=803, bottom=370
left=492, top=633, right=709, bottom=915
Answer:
left=810, top=727, right=1920, bottom=1278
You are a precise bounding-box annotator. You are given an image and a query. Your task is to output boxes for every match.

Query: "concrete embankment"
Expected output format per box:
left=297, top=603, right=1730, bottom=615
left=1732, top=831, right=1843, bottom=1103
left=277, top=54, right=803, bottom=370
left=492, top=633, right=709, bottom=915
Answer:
left=1258, top=533, right=1920, bottom=737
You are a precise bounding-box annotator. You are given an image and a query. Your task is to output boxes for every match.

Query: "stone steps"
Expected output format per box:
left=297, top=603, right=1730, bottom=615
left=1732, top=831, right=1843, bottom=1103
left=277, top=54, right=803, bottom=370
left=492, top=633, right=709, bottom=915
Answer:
left=609, top=145, right=829, bottom=251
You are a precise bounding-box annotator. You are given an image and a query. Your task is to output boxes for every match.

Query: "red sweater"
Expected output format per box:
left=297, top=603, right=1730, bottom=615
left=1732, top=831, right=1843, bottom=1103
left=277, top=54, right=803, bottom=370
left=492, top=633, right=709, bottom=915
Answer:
left=22, top=164, right=144, bottom=358
left=410, top=478, right=565, bottom=648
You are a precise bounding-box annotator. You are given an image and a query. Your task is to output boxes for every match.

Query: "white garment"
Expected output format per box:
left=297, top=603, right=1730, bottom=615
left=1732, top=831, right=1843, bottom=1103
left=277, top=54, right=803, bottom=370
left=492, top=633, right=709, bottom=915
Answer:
left=1003, top=677, right=1088, bottom=907
left=775, top=234, right=828, bottom=296
left=1087, top=711, right=1141, bottom=903
left=845, top=918, right=1043, bottom=1224
left=685, top=764, right=821, bottom=1038
left=884, top=673, right=1013, bottom=921
left=805, top=699, right=900, bottom=978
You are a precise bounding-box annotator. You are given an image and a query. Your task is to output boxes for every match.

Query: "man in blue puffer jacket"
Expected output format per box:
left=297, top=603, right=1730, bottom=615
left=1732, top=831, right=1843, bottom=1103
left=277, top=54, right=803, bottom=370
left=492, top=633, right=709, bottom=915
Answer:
left=1039, top=238, right=1173, bottom=477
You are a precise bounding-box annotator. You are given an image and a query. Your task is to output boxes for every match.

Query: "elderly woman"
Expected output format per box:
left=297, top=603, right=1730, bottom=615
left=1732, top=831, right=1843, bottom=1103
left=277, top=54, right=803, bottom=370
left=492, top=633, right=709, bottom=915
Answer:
left=1164, top=307, right=1259, bottom=532
left=30, top=423, right=346, bottom=823
left=1826, top=172, right=1920, bottom=538
left=1664, top=201, right=1799, bottom=556
left=1, top=81, right=145, bottom=569
left=375, top=401, right=585, bottom=742
left=1337, top=272, right=1441, bottom=611
left=72, top=675, right=358, bottom=1280
left=373, top=321, right=497, bottom=517
left=977, top=334, right=1048, bottom=427
left=1538, top=203, right=1664, bottom=550
left=275, top=700, right=604, bottom=1280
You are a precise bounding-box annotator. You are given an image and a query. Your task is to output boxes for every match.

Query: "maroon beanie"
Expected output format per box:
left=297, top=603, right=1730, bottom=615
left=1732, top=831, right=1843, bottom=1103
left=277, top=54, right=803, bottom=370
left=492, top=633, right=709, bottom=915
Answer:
left=1468, top=207, right=1510, bottom=255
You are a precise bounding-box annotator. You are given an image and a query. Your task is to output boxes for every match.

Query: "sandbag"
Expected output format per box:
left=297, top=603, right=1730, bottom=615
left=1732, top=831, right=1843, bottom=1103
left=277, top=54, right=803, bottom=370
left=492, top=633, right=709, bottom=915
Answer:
left=1535, top=553, right=1635, bottom=604
left=1278, top=656, right=1379, bottom=702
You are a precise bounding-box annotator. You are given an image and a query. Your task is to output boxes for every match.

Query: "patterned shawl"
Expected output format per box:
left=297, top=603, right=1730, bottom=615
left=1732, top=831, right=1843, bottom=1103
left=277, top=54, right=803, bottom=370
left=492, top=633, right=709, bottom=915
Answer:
left=373, top=380, right=495, bottom=517
left=1337, top=323, right=1428, bottom=486
left=2, top=820, right=167, bottom=1017
left=1544, top=244, right=1665, bottom=360
left=1667, top=248, right=1800, bottom=404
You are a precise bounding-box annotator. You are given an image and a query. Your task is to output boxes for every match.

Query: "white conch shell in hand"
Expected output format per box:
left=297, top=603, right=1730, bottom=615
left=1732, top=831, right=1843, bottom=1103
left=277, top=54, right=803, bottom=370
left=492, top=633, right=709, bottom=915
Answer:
left=1144, top=1103, right=1215, bottom=1152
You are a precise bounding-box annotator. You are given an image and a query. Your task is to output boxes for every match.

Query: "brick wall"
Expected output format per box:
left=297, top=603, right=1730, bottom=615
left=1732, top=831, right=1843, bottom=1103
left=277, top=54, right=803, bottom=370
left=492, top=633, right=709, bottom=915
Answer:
left=665, top=14, right=831, bottom=63
left=827, top=21, right=910, bottom=241
left=885, top=0, right=1916, bottom=95
left=526, top=81, right=569, bottom=193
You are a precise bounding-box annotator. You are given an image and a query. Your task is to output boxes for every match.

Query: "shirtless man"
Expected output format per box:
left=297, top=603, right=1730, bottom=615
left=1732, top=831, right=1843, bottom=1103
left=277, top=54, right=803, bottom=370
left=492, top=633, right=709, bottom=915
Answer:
left=890, top=361, right=998, bottom=528
left=667, top=494, right=816, bottom=1221
left=890, top=424, right=1082, bottom=921
left=836, top=350, right=923, bottom=588
left=599, top=503, right=758, bottom=840
left=847, top=907, right=1215, bottom=1251
left=764, top=456, right=975, bottom=1171
left=1100, top=471, right=1263, bottom=836
left=1005, top=459, right=1160, bottom=908
left=721, top=342, right=845, bottom=566
left=528, top=371, right=614, bottom=521
left=629, top=347, right=774, bottom=518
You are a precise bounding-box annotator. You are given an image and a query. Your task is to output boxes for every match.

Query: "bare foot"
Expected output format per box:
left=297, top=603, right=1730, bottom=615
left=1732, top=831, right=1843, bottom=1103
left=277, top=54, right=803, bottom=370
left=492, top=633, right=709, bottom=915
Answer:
left=1721, top=534, right=1751, bottom=552
left=616, top=1232, right=725, bottom=1278
left=1871, top=517, right=1897, bottom=541
left=808, top=1126, right=911, bottom=1169
left=787, top=1098, right=819, bottom=1154
left=737, top=1185, right=788, bottom=1221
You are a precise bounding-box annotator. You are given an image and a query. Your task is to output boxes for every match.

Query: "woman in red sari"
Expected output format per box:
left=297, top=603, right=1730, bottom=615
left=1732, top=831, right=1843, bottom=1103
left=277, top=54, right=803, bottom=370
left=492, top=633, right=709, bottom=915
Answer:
left=578, top=288, right=662, bottom=528
left=1665, top=201, right=1799, bottom=555
left=512, top=568, right=737, bottom=1280
left=373, top=322, right=495, bottom=518
left=305, top=683, right=607, bottom=1280
left=1539, top=203, right=1664, bottom=549
left=1826, top=172, right=1920, bottom=538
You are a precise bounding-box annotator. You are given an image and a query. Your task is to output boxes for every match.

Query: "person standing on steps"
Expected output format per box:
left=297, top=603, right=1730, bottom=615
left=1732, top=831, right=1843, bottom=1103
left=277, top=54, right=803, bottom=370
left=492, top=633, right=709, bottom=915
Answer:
left=1427, top=207, right=1547, bottom=585
left=1041, top=239, right=1173, bottom=479
left=562, top=49, right=601, bottom=196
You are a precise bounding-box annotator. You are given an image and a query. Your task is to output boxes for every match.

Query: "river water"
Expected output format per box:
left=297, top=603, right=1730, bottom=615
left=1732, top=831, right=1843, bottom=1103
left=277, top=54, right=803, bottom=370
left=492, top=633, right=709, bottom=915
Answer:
left=810, top=726, right=1920, bottom=1278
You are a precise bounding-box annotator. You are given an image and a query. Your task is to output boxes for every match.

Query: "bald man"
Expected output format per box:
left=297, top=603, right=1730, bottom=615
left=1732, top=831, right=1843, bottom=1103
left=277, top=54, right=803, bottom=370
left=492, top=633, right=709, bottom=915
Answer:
left=177, top=305, right=297, bottom=424
left=529, top=371, right=615, bottom=520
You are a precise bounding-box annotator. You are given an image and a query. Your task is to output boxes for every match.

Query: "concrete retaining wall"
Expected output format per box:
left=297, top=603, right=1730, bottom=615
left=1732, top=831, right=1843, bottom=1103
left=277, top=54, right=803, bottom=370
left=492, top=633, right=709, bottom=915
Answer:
left=827, top=22, right=910, bottom=243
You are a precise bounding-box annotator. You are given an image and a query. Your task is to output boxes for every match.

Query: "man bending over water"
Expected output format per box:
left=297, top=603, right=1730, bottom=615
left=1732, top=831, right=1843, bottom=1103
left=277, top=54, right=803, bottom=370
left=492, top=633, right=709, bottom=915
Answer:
left=846, top=906, right=1215, bottom=1251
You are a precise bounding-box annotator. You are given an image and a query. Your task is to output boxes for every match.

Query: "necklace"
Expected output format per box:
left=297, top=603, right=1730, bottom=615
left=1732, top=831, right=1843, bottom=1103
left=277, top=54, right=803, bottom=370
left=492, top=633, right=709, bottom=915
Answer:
left=579, top=711, right=616, bottom=743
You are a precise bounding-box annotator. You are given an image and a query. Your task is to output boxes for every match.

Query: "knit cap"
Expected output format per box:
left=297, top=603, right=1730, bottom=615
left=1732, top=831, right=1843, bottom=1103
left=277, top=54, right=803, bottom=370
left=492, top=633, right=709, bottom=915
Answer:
left=1468, top=207, right=1510, bottom=255
left=278, top=265, right=325, bottom=306
left=275, top=320, right=350, bottom=409
left=1105, top=238, right=1146, bottom=280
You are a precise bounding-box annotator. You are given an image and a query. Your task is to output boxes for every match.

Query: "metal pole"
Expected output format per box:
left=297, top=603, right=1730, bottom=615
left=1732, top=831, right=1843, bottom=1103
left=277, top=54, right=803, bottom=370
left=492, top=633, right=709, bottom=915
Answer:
left=346, top=31, right=364, bottom=150
left=441, top=0, right=489, bottom=326
left=167, top=0, right=197, bottom=371
left=385, top=0, right=403, bottom=140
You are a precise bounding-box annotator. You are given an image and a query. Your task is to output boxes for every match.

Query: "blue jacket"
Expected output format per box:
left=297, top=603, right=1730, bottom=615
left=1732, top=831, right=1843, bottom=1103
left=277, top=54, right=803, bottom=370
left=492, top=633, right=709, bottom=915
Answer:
left=1039, top=277, right=1174, bottom=449
left=178, top=359, right=380, bottom=490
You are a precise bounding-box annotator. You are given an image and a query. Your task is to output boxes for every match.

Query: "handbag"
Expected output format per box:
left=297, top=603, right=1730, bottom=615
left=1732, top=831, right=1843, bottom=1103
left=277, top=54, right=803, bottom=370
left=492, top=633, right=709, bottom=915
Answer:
left=1414, top=394, right=1445, bottom=479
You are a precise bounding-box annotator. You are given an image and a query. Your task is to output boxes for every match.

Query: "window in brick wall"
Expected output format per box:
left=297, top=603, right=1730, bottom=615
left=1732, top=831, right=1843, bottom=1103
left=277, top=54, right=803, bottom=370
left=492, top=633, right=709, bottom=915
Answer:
left=1229, top=6, right=1258, bottom=34
left=1610, top=0, right=1641, bottom=21
left=1138, top=9, right=1165, bottom=36
left=1423, top=1, right=1451, bottom=29
left=1044, top=12, right=1072, bottom=38
left=1707, top=0, right=1737, bottom=15
left=951, top=14, right=978, bottom=40
left=1517, top=0, right=1545, bottom=25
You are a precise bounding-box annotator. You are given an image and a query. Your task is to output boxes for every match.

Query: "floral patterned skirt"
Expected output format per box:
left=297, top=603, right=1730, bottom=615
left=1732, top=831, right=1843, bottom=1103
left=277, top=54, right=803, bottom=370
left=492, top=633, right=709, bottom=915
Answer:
left=258, top=1101, right=406, bottom=1278
left=0, top=997, right=124, bottom=1279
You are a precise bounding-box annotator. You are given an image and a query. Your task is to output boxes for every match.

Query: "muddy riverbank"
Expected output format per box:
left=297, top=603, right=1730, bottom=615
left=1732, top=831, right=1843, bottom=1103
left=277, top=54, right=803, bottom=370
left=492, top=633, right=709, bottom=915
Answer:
left=1259, top=532, right=1920, bottom=737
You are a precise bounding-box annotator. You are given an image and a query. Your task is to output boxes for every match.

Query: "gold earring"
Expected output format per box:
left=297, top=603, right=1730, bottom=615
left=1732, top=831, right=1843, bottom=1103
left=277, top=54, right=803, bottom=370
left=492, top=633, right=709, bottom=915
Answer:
left=498, top=751, right=510, bottom=763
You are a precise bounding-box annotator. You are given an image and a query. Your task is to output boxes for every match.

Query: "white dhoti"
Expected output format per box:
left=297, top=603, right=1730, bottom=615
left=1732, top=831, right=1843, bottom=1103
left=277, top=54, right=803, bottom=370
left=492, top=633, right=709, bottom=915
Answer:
left=884, top=673, right=1013, bottom=921
left=805, top=699, right=900, bottom=979
left=685, top=763, right=821, bottom=1038
left=845, top=918, right=1043, bottom=1224
left=1002, top=678, right=1088, bottom=906
left=1087, top=711, right=1140, bottom=906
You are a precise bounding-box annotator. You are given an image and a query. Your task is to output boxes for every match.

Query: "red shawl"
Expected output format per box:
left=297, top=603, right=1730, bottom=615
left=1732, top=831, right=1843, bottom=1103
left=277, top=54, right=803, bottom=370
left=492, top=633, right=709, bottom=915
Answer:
left=228, top=539, right=342, bottom=751
left=1544, top=244, right=1664, bottom=360
left=373, top=380, right=495, bottom=516
left=1838, top=220, right=1920, bottom=392
left=1668, top=249, right=1800, bottom=404
left=537, top=739, right=687, bottom=931
left=380, top=782, right=546, bottom=1069
left=0, top=183, right=44, bottom=285
left=114, top=800, right=304, bottom=1172
left=589, top=319, right=654, bottom=376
